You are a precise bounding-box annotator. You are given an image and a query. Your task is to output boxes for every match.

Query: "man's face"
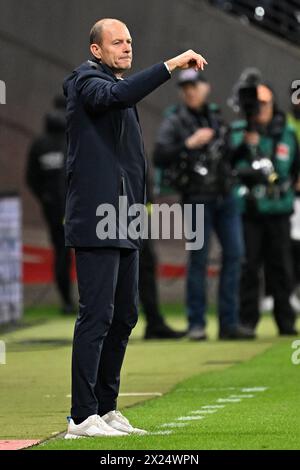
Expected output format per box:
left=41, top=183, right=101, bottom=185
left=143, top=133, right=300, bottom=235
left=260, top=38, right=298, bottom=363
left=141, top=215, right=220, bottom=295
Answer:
left=92, top=22, right=133, bottom=73
left=180, top=82, right=210, bottom=110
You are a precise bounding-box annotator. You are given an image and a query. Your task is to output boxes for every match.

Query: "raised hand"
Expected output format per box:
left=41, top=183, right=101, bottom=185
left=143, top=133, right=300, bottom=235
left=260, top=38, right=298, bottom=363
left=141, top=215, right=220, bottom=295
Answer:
left=165, top=49, right=208, bottom=73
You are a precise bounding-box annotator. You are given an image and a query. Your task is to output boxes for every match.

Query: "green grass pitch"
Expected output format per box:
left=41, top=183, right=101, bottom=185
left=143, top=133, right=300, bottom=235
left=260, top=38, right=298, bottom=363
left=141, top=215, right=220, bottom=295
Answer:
left=0, top=305, right=299, bottom=450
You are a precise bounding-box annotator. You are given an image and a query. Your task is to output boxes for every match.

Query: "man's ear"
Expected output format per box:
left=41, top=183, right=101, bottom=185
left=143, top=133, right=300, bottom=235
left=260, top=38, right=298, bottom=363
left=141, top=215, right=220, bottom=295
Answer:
left=90, top=44, right=102, bottom=60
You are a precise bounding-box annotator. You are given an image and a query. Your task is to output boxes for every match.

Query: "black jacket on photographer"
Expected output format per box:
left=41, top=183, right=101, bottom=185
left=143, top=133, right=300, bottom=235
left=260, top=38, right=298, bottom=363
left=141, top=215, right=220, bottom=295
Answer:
left=26, top=110, right=74, bottom=310
left=26, top=111, right=67, bottom=214
left=153, top=101, right=230, bottom=202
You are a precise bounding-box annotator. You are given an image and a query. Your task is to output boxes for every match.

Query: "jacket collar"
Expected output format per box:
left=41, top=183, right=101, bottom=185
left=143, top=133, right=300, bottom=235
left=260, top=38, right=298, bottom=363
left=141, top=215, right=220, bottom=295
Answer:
left=89, top=57, right=119, bottom=81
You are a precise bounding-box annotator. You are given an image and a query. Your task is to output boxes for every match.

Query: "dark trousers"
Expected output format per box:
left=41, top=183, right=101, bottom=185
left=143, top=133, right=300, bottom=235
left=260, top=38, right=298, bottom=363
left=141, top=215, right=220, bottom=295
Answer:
left=186, top=195, right=244, bottom=331
left=139, top=238, right=164, bottom=328
left=42, top=201, right=72, bottom=306
left=240, top=214, right=295, bottom=332
left=71, top=247, right=139, bottom=420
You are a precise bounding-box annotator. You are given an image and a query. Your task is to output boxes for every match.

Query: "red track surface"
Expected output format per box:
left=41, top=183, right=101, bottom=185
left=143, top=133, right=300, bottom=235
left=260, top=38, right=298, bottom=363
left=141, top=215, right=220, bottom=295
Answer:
left=0, top=440, right=40, bottom=450
left=23, top=245, right=76, bottom=284
left=23, top=245, right=218, bottom=284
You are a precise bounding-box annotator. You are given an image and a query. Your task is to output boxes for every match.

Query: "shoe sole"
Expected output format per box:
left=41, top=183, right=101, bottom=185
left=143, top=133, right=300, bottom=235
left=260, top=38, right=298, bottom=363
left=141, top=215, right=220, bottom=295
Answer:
left=64, top=433, right=86, bottom=440
left=64, top=433, right=126, bottom=439
left=102, top=426, right=147, bottom=436
left=122, top=429, right=148, bottom=435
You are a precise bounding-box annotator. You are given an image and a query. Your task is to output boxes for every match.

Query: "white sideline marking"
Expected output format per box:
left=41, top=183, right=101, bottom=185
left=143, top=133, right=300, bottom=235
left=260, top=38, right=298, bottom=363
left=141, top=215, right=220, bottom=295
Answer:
left=156, top=387, right=269, bottom=432
left=217, top=398, right=241, bottom=403
left=177, top=416, right=205, bottom=421
left=176, top=386, right=268, bottom=393
left=241, top=387, right=268, bottom=393
left=175, top=387, right=236, bottom=392
left=190, top=409, right=217, bottom=415
left=149, top=431, right=173, bottom=435
left=201, top=405, right=225, bottom=409
left=230, top=394, right=254, bottom=399
left=160, top=423, right=188, bottom=428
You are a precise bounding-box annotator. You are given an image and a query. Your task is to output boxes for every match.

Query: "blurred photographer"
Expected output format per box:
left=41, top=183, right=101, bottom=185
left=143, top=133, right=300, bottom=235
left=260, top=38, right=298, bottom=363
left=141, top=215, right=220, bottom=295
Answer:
left=26, top=100, right=75, bottom=315
left=230, top=80, right=300, bottom=336
left=288, top=85, right=300, bottom=311
left=154, top=70, right=253, bottom=341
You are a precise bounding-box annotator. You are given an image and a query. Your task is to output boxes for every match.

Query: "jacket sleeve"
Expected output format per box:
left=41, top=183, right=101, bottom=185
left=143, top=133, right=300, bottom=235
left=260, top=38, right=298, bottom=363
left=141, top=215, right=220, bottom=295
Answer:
left=76, top=62, right=171, bottom=111
left=153, top=116, right=187, bottom=168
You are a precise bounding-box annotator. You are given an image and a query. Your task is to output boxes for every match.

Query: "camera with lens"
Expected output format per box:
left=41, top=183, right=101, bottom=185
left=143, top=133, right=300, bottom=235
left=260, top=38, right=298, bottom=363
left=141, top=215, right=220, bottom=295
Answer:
left=251, top=158, right=278, bottom=184
left=229, top=68, right=281, bottom=191
left=164, top=125, right=234, bottom=198
left=229, top=67, right=262, bottom=131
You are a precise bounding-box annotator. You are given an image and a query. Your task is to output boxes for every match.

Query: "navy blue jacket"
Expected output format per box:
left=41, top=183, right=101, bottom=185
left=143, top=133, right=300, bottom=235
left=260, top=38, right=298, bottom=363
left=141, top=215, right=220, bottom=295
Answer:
left=63, top=59, right=170, bottom=248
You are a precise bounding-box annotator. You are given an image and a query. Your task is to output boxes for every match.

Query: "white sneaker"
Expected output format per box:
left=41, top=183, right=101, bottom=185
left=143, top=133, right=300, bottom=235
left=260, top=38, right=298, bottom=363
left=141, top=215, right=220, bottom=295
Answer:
left=260, top=296, right=274, bottom=312
left=64, top=414, right=127, bottom=439
left=101, top=410, right=147, bottom=435
left=188, top=327, right=207, bottom=341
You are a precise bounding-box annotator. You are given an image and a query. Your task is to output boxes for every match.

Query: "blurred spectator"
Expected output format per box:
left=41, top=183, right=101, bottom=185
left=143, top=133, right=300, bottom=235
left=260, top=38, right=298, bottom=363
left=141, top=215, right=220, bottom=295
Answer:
left=288, top=89, right=300, bottom=311
left=140, top=238, right=186, bottom=340
left=26, top=104, right=75, bottom=314
left=154, top=70, right=253, bottom=340
left=139, top=174, right=186, bottom=339
left=230, top=83, right=299, bottom=335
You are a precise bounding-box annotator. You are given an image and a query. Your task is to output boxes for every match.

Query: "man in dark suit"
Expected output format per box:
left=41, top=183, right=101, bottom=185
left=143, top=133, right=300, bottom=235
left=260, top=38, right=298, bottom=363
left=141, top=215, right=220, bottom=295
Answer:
left=63, top=18, right=207, bottom=439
